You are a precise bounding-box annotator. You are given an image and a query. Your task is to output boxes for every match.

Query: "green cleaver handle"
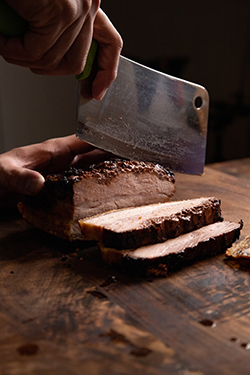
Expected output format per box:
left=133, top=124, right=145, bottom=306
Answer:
left=75, top=39, right=98, bottom=81
left=0, top=0, right=97, bottom=79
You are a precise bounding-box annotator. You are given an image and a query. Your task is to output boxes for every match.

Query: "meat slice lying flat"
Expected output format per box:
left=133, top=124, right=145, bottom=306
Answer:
left=79, top=197, right=222, bottom=249
left=226, top=235, right=250, bottom=260
left=18, top=160, right=175, bottom=241
left=99, top=221, right=243, bottom=276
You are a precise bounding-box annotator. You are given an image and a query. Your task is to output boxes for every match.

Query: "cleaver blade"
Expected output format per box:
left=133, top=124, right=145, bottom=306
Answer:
left=76, top=55, right=209, bottom=175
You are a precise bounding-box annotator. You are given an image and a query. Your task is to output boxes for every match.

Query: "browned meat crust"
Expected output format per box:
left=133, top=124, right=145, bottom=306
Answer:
left=100, top=221, right=243, bottom=276
left=18, top=160, right=175, bottom=241
left=44, top=159, right=175, bottom=186
left=226, top=235, right=250, bottom=260
left=79, top=197, right=223, bottom=249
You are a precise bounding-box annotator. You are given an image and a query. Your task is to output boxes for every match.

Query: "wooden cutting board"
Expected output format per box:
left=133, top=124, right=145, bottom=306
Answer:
left=1, top=164, right=250, bottom=375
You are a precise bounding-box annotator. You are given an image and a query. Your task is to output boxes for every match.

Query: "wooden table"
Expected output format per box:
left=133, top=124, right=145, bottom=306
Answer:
left=1, top=158, right=250, bottom=375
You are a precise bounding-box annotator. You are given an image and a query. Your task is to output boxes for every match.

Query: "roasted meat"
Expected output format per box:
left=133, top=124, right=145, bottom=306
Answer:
left=79, top=197, right=223, bottom=249
left=226, top=235, right=250, bottom=260
left=18, top=160, right=175, bottom=241
left=100, top=221, right=243, bottom=276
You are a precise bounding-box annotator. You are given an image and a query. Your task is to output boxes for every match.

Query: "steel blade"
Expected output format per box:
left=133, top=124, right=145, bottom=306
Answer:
left=76, top=56, right=209, bottom=174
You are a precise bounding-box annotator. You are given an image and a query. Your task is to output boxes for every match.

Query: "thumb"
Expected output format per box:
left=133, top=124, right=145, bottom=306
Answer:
left=7, top=167, right=45, bottom=195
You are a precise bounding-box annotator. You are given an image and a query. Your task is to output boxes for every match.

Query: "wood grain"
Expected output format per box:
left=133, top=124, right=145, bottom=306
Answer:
left=0, top=212, right=188, bottom=375
left=208, top=158, right=250, bottom=180
left=1, top=164, right=250, bottom=374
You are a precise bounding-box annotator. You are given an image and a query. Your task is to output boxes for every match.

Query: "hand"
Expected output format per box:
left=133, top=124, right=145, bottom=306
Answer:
left=0, top=135, right=110, bottom=206
left=0, top=1, right=123, bottom=99
left=92, top=9, right=123, bottom=100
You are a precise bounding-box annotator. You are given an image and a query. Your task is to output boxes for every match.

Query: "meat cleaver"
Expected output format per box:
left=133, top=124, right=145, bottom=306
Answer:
left=76, top=41, right=209, bottom=175
left=0, top=2, right=209, bottom=174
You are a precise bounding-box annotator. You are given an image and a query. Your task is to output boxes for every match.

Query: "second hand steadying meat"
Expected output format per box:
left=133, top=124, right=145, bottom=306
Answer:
left=17, top=159, right=243, bottom=276
left=18, top=160, right=176, bottom=241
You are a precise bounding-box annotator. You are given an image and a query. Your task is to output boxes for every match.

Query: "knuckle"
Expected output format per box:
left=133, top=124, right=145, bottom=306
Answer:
left=5, top=167, right=20, bottom=192
left=71, top=60, right=86, bottom=76
left=34, top=54, right=62, bottom=71
left=81, top=0, right=92, bottom=14
left=46, top=59, right=61, bottom=71
left=109, top=69, right=119, bottom=84
left=25, top=48, right=45, bottom=64
left=82, top=0, right=100, bottom=16
left=93, top=0, right=101, bottom=11
left=116, top=33, right=123, bottom=51
left=61, top=0, right=88, bottom=23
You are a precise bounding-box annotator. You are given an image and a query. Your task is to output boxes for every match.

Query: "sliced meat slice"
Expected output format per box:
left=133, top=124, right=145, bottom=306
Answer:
left=79, top=197, right=222, bottom=249
left=18, top=160, right=175, bottom=241
left=100, top=221, right=243, bottom=276
left=226, top=235, right=250, bottom=259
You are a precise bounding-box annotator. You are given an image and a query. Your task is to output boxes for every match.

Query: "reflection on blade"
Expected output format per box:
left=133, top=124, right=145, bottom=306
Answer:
left=76, top=56, right=209, bottom=174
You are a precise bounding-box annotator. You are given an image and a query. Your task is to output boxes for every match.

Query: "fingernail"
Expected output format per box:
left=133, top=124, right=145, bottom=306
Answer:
left=26, top=175, right=45, bottom=195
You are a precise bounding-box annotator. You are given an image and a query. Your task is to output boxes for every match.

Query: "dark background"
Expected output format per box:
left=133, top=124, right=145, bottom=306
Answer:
left=102, top=0, right=250, bottom=164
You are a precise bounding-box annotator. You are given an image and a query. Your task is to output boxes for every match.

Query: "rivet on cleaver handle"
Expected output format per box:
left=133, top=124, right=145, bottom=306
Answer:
left=76, top=56, right=209, bottom=175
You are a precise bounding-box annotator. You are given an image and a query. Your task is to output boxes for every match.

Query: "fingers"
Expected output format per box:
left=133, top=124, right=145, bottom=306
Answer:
left=0, top=135, right=95, bottom=199
left=0, top=159, right=45, bottom=196
left=72, top=148, right=114, bottom=169
left=0, top=1, right=122, bottom=97
left=92, top=9, right=123, bottom=100
left=30, top=20, right=94, bottom=75
left=0, top=0, right=101, bottom=75
left=41, top=135, right=95, bottom=170
left=18, top=135, right=95, bottom=174
left=0, top=134, right=115, bottom=205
